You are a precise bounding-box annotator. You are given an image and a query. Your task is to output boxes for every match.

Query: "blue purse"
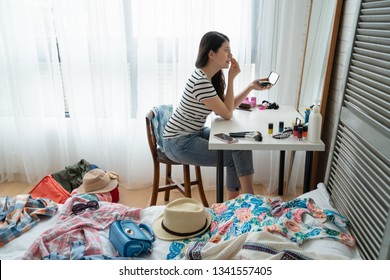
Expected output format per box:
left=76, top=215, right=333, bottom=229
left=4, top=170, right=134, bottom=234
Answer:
left=109, top=220, right=155, bottom=257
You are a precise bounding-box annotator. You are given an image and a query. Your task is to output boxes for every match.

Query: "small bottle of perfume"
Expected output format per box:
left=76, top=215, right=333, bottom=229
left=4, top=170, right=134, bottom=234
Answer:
left=268, top=123, right=273, bottom=136
left=250, top=97, right=257, bottom=108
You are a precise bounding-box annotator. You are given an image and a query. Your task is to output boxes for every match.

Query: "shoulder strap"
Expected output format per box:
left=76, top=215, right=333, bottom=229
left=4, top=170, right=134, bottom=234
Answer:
left=138, top=223, right=155, bottom=242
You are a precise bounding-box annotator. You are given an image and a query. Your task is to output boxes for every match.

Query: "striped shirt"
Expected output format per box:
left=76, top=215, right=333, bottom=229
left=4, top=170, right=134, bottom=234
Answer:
left=163, top=69, right=218, bottom=138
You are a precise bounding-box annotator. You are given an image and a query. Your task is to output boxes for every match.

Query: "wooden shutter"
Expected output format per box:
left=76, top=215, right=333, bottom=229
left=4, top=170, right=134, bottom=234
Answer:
left=327, top=0, right=390, bottom=260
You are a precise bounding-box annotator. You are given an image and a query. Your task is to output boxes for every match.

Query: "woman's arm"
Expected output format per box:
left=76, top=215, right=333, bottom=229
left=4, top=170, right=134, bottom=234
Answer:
left=203, top=58, right=271, bottom=120
left=233, top=79, right=271, bottom=108
left=203, top=79, right=271, bottom=120
left=202, top=58, right=240, bottom=120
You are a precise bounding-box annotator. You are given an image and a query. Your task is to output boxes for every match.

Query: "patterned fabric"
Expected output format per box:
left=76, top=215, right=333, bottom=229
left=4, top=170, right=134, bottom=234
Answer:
left=152, top=104, right=173, bottom=152
left=43, top=240, right=131, bottom=260
left=0, top=194, right=58, bottom=246
left=23, top=196, right=141, bottom=259
left=70, top=188, right=114, bottom=202
left=167, top=194, right=356, bottom=259
left=242, top=242, right=312, bottom=260
left=184, top=239, right=313, bottom=260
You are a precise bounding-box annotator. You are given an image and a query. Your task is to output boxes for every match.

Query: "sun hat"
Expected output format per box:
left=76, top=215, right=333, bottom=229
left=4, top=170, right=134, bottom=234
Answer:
left=153, top=197, right=211, bottom=241
left=76, top=169, right=119, bottom=194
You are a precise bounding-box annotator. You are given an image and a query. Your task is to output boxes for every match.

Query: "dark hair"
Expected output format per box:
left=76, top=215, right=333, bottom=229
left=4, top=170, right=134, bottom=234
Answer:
left=195, top=31, right=229, bottom=100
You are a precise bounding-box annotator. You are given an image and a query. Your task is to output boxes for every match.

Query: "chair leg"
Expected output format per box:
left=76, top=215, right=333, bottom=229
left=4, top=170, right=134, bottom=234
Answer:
left=164, top=164, right=172, bottom=201
left=150, top=162, right=160, bottom=206
left=195, top=166, right=208, bottom=207
left=183, top=165, right=192, bottom=198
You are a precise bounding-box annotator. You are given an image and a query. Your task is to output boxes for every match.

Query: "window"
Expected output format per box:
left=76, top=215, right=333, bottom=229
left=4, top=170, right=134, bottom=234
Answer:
left=22, top=0, right=293, bottom=118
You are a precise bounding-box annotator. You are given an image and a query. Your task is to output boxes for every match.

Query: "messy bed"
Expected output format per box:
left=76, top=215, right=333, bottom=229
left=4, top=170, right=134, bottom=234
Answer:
left=0, top=182, right=361, bottom=260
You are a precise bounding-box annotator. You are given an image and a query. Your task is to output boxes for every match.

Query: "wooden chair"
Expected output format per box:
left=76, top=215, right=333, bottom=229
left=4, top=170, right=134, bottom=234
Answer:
left=145, top=107, right=208, bottom=207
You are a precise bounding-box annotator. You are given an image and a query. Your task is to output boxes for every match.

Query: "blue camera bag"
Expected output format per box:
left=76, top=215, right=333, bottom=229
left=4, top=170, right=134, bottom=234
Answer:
left=109, top=220, right=155, bottom=257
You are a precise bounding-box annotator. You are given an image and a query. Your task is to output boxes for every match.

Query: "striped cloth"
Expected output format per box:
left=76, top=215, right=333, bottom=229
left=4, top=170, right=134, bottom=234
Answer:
left=163, top=69, right=217, bottom=138
left=0, top=194, right=58, bottom=246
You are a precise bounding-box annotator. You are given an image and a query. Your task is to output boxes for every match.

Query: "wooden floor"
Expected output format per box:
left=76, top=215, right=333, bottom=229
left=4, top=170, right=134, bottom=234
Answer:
left=0, top=181, right=301, bottom=208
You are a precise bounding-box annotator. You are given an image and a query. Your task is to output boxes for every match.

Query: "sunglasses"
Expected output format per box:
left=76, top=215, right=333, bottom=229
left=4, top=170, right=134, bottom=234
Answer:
left=72, top=200, right=99, bottom=215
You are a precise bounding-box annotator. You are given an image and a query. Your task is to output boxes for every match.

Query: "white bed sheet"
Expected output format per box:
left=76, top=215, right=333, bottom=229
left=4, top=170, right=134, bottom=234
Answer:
left=297, top=183, right=361, bottom=259
left=0, top=183, right=361, bottom=260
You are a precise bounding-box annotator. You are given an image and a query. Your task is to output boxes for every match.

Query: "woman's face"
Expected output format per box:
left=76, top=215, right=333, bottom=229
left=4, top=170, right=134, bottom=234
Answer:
left=212, top=41, right=232, bottom=69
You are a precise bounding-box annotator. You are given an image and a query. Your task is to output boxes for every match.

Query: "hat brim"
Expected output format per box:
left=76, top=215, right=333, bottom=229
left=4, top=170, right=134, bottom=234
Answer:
left=76, top=179, right=118, bottom=194
left=153, top=211, right=211, bottom=241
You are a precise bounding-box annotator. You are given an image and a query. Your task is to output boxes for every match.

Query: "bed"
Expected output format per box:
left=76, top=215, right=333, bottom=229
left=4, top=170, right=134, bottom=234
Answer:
left=0, top=183, right=362, bottom=260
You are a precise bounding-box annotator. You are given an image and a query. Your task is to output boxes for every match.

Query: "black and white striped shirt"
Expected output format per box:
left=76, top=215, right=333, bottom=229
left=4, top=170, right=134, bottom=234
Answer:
left=163, top=69, right=218, bottom=138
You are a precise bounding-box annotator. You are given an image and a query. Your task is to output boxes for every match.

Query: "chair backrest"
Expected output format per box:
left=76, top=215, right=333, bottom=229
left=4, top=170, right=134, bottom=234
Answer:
left=145, top=110, right=158, bottom=161
left=145, top=104, right=173, bottom=161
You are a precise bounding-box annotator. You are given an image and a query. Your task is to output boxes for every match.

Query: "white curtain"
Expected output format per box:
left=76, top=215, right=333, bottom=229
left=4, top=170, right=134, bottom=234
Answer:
left=0, top=0, right=308, bottom=194
left=252, top=0, right=309, bottom=194
left=0, top=0, right=69, bottom=183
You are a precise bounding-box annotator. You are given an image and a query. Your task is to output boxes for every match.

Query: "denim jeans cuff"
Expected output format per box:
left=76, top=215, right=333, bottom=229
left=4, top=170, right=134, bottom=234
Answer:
left=236, top=168, right=254, bottom=178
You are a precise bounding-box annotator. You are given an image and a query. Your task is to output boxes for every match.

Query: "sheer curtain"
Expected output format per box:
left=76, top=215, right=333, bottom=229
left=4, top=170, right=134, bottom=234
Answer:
left=51, top=0, right=137, bottom=187
left=0, top=0, right=308, bottom=194
left=0, top=0, right=70, bottom=183
left=252, top=0, right=309, bottom=194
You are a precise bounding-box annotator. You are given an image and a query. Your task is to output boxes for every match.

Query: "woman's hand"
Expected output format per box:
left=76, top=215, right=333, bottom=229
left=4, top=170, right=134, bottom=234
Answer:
left=252, top=78, right=273, bottom=91
left=228, top=57, right=241, bottom=80
left=232, top=77, right=272, bottom=109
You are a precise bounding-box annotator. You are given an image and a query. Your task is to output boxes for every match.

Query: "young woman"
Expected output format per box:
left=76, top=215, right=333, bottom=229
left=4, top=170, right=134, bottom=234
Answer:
left=163, top=31, right=272, bottom=200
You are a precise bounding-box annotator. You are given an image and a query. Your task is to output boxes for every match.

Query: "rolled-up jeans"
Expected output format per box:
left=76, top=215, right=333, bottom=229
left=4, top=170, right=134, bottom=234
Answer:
left=163, top=127, right=254, bottom=192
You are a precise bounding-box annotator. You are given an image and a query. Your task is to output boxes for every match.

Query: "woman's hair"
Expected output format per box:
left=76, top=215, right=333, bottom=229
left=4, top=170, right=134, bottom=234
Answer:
left=195, top=31, right=229, bottom=100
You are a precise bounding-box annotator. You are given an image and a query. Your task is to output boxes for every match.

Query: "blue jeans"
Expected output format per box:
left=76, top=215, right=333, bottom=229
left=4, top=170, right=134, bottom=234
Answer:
left=163, top=127, right=254, bottom=192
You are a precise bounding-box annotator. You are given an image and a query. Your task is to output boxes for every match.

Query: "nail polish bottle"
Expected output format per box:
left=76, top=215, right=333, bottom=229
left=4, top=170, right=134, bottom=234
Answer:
left=303, top=125, right=308, bottom=139
left=297, top=126, right=303, bottom=140
left=293, top=125, right=298, bottom=138
left=268, top=123, right=273, bottom=136
left=278, top=121, right=284, bottom=133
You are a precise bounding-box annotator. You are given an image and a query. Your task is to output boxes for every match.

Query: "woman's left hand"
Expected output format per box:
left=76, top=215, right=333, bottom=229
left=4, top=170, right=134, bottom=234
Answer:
left=252, top=78, right=273, bottom=91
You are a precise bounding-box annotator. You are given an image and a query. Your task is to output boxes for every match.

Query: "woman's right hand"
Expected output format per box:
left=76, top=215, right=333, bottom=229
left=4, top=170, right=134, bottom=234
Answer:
left=228, top=57, right=241, bottom=80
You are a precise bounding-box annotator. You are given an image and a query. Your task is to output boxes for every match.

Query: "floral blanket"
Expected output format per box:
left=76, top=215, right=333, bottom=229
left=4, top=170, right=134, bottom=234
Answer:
left=167, top=194, right=355, bottom=259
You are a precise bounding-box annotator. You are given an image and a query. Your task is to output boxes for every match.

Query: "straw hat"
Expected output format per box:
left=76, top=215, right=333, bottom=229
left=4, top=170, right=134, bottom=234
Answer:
left=76, top=169, right=119, bottom=194
left=153, top=197, right=211, bottom=241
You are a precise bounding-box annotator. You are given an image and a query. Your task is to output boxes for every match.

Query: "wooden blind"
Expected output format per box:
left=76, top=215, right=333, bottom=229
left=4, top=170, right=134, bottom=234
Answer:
left=327, top=0, right=390, bottom=260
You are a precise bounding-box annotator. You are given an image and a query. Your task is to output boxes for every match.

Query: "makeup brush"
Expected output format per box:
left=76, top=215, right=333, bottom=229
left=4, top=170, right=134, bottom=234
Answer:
left=229, top=131, right=263, bottom=142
